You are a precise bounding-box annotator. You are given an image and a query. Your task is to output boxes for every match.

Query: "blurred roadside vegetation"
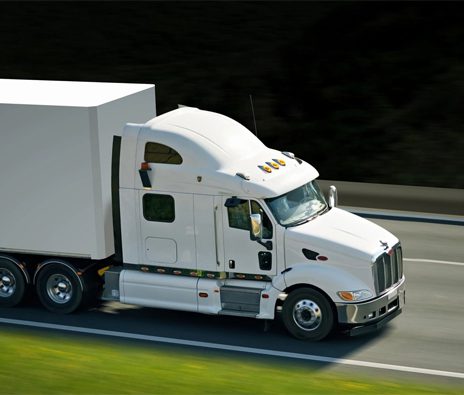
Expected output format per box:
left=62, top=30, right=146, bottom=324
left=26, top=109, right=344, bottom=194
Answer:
left=0, top=2, right=463, bottom=188
left=1, top=328, right=462, bottom=395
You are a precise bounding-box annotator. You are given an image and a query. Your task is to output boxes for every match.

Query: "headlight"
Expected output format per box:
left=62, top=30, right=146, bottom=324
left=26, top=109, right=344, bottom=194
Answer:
left=337, top=289, right=373, bottom=302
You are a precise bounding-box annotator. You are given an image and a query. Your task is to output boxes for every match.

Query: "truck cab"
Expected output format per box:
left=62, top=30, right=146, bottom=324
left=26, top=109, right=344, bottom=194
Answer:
left=105, top=107, right=405, bottom=340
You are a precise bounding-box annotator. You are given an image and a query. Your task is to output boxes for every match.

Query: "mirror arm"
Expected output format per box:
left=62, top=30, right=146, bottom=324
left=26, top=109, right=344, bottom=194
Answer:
left=257, top=239, right=273, bottom=251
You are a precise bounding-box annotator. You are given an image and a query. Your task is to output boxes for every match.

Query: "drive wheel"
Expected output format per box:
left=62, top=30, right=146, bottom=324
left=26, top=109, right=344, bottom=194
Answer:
left=0, top=258, right=26, bottom=307
left=36, top=264, right=83, bottom=313
left=282, top=288, right=334, bottom=341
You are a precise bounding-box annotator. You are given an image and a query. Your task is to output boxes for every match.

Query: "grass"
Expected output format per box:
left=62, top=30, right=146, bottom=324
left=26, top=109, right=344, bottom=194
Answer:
left=0, top=328, right=461, bottom=395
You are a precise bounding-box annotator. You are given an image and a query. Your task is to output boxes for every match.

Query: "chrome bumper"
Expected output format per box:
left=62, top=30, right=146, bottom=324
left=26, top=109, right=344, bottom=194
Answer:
left=336, top=277, right=406, bottom=325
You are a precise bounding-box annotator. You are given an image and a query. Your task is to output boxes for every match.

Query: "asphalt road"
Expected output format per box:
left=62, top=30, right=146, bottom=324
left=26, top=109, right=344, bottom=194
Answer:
left=1, top=217, right=463, bottom=385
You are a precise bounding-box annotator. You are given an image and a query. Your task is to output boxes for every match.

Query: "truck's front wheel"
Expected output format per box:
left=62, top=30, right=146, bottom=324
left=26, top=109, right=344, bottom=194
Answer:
left=0, top=258, right=26, bottom=307
left=282, top=288, right=334, bottom=341
left=36, top=263, right=83, bottom=313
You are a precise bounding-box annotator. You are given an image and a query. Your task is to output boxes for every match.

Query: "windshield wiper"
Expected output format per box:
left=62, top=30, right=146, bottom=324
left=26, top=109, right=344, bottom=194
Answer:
left=288, top=206, right=328, bottom=227
left=288, top=218, right=311, bottom=227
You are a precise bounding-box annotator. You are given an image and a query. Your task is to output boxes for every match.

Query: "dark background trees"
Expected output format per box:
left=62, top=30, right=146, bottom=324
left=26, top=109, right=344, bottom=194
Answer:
left=1, top=2, right=463, bottom=188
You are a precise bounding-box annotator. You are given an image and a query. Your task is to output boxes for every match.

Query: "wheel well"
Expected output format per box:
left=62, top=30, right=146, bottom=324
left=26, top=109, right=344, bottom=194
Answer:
left=0, top=254, right=31, bottom=284
left=277, top=283, right=338, bottom=324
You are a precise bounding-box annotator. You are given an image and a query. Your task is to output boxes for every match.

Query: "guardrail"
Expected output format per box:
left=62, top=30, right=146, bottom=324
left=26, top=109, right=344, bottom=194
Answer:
left=318, top=180, right=464, bottom=218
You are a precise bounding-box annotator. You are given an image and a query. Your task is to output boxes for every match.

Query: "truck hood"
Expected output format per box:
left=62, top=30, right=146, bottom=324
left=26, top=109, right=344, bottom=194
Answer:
left=285, top=207, right=399, bottom=263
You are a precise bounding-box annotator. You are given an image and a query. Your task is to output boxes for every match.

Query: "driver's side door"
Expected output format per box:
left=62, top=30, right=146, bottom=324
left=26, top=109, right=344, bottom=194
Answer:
left=222, top=198, right=276, bottom=277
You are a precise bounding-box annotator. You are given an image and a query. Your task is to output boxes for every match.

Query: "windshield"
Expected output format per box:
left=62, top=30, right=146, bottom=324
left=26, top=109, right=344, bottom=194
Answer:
left=265, top=181, right=328, bottom=226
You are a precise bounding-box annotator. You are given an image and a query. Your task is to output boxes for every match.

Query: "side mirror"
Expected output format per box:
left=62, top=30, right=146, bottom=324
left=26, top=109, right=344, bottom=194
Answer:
left=250, top=213, right=263, bottom=240
left=328, top=185, right=338, bottom=208
left=249, top=213, right=272, bottom=250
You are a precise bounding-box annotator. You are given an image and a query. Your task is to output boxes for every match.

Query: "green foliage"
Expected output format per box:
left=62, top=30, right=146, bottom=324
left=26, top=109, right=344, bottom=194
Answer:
left=0, top=2, right=462, bottom=187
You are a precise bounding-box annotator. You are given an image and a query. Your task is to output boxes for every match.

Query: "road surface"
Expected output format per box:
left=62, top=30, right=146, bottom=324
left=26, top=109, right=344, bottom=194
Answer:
left=1, top=217, right=463, bottom=385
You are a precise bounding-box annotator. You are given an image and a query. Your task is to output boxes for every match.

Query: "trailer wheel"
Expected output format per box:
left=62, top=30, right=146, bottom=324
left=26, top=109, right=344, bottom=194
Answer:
left=36, top=264, right=83, bottom=313
left=0, top=258, right=26, bottom=307
left=282, top=288, right=334, bottom=341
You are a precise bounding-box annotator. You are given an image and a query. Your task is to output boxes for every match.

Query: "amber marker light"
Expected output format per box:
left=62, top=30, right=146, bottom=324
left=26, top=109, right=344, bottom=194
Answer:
left=259, top=165, right=272, bottom=173
left=338, top=291, right=354, bottom=301
left=338, top=290, right=373, bottom=302
left=263, top=165, right=272, bottom=172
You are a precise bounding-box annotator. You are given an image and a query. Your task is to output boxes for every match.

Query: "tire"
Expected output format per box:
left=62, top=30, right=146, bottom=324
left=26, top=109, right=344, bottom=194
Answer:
left=0, top=258, right=26, bottom=307
left=282, top=288, right=334, bottom=341
left=36, top=263, right=83, bottom=314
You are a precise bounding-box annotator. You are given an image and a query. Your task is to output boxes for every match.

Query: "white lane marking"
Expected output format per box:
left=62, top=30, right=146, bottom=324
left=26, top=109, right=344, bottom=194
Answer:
left=0, top=317, right=463, bottom=380
left=344, top=207, right=464, bottom=225
left=405, top=258, right=464, bottom=267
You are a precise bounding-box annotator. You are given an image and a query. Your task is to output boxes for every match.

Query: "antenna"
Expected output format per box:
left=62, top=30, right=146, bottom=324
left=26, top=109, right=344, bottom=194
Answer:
left=249, top=94, right=258, bottom=137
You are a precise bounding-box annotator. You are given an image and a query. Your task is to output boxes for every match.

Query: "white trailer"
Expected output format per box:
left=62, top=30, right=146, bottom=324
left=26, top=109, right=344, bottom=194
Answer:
left=0, top=79, right=405, bottom=340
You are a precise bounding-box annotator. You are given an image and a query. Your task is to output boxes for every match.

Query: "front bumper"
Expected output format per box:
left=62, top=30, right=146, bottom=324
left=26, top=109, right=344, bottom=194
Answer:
left=336, top=277, right=405, bottom=333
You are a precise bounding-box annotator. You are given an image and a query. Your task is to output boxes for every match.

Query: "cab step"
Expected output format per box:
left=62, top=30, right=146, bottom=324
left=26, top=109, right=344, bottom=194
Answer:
left=220, top=285, right=261, bottom=314
left=218, top=309, right=257, bottom=318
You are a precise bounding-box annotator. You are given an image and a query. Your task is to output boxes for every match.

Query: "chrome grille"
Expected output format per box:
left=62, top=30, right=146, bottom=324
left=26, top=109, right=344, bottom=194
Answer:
left=373, top=244, right=403, bottom=294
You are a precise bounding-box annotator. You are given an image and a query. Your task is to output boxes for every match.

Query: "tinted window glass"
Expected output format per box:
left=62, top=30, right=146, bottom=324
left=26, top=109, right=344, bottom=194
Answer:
left=143, top=194, right=175, bottom=222
left=144, top=142, right=183, bottom=164
left=227, top=200, right=273, bottom=238
left=227, top=200, right=249, bottom=230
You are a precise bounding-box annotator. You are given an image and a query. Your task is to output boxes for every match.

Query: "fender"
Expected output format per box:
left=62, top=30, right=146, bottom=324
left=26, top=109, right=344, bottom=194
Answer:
left=0, top=254, right=30, bottom=284
left=275, top=262, right=374, bottom=303
left=272, top=270, right=288, bottom=291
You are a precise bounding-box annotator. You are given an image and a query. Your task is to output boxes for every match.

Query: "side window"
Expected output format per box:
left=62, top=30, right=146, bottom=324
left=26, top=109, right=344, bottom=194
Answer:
left=143, top=194, right=175, bottom=222
left=227, top=200, right=273, bottom=238
left=227, top=200, right=249, bottom=231
left=144, top=142, right=183, bottom=165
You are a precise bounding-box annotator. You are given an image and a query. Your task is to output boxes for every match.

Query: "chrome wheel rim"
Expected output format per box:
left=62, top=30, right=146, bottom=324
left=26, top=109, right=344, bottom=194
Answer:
left=292, top=299, right=322, bottom=331
left=0, top=269, right=16, bottom=298
left=46, top=274, right=73, bottom=304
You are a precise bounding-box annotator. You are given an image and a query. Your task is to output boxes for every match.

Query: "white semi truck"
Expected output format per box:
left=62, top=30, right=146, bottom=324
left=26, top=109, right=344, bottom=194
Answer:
left=0, top=79, right=405, bottom=340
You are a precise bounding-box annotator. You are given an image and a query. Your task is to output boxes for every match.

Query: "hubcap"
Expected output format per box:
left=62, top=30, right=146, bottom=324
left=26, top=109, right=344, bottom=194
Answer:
left=292, top=299, right=322, bottom=331
left=0, top=269, right=16, bottom=298
left=46, top=274, right=73, bottom=304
